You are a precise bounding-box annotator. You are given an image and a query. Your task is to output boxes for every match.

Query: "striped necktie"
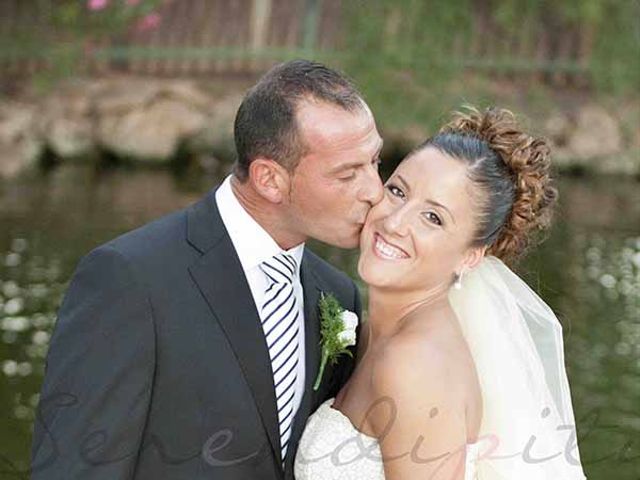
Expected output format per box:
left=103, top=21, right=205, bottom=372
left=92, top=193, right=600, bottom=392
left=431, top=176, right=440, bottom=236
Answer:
left=259, top=252, right=300, bottom=465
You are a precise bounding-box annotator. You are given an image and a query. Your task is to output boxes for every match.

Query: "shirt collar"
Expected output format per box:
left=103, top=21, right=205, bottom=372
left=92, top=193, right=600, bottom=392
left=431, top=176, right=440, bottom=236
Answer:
left=215, top=175, right=304, bottom=275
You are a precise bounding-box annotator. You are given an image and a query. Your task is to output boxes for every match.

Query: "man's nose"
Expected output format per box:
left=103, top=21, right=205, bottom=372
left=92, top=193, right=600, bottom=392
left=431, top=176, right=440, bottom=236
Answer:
left=358, top=164, right=384, bottom=206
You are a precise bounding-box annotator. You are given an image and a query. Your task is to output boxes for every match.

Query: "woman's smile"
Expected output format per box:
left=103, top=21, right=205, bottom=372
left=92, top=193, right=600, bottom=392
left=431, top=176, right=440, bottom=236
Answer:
left=372, top=232, right=410, bottom=260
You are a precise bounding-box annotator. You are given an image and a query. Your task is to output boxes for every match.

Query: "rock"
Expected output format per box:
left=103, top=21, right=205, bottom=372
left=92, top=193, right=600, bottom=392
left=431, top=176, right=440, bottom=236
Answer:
left=161, top=80, right=213, bottom=110
left=45, top=117, right=94, bottom=159
left=4, top=77, right=631, bottom=176
left=567, top=105, right=622, bottom=159
left=544, top=113, right=572, bottom=147
left=93, top=79, right=213, bottom=115
left=97, top=98, right=208, bottom=161
left=0, top=101, right=43, bottom=178
left=92, top=80, right=162, bottom=115
left=545, top=105, right=632, bottom=174
left=37, top=92, right=95, bottom=159
left=185, top=93, right=242, bottom=157
left=0, top=78, right=244, bottom=172
left=0, top=102, right=33, bottom=143
left=91, top=78, right=228, bottom=162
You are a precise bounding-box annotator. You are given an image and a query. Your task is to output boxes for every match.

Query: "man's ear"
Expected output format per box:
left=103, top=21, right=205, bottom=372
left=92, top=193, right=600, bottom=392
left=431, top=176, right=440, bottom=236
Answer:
left=247, top=158, right=291, bottom=204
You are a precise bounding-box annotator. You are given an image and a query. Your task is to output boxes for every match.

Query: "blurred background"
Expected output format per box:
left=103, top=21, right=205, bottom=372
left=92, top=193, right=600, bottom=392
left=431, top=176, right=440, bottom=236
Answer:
left=0, top=0, right=638, bottom=478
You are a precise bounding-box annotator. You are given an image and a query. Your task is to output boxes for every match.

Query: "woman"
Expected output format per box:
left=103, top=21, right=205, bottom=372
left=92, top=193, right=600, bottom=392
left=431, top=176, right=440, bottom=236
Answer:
left=294, top=107, right=587, bottom=479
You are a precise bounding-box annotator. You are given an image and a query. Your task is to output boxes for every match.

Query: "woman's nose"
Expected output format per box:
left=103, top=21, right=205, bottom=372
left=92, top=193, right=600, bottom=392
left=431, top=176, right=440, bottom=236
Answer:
left=382, top=204, right=410, bottom=237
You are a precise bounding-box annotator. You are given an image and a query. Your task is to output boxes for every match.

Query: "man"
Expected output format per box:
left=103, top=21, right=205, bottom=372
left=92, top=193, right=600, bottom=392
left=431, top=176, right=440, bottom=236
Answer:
left=32, top=60, right=384, bottom=479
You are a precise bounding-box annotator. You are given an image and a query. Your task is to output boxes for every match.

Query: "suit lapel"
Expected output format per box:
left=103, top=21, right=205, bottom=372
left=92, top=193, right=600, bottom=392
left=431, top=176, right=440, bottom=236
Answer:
left=186, top=189, right=282, bottom=466
left=300, top=256, right=324, bottom=407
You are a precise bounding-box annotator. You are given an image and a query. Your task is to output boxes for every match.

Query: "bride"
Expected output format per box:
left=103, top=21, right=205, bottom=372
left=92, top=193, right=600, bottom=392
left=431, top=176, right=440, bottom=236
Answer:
left=294, top=107, right=587, bottom=479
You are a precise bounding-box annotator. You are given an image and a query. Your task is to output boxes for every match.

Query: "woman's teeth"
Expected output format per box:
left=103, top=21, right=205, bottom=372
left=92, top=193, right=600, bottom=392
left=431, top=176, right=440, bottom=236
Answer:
left=374, top=234, right=409, bottom=259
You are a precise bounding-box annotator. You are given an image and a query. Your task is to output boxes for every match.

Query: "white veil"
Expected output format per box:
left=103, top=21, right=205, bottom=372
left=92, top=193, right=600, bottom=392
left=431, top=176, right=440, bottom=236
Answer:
left=448, top=256, right=587, bottom=479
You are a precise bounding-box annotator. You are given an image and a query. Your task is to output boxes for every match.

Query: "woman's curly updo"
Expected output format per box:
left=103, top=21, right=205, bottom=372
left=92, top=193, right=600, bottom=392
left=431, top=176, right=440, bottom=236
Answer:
left=416, top=106, right=557, bottom=264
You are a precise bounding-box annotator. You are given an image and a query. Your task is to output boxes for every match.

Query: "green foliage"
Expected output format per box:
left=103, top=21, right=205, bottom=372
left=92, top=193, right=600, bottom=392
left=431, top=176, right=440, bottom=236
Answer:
left=318, top=292, right=353, bottom=364
left=17, top=0, right=163, bottom=89
left=52, top=0, right=161, bottom=39
left=313, top=291, right=353, bottom=390
left=341, top=0, right=639, bottom=133
left=341, top=0, right=472, bottom=132
left=491, top=0, right=639, bottom=92
left=588, top=0, right=640, bottom=93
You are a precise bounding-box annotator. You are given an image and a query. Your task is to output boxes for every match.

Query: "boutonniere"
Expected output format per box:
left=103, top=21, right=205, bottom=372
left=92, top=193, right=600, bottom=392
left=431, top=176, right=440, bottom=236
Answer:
left=313, top=292, right=358, bottom=391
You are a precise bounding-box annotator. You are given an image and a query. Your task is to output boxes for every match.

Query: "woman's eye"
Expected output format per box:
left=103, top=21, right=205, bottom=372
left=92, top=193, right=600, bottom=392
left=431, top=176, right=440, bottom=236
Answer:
left=424, top=212, right=442, bottom=226
left=386, top=184, right=404, bottom=198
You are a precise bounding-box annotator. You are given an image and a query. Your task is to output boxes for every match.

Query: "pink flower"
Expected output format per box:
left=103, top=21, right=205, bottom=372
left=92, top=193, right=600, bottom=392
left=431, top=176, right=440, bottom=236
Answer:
left=88, top=0, right=109, bottom=10
left=136, top=12, right=161, bottom=32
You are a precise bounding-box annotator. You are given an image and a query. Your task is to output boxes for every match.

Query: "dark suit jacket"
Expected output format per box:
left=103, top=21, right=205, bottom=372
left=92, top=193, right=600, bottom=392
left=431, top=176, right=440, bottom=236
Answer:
left=31, top=186, right=362, bottom=479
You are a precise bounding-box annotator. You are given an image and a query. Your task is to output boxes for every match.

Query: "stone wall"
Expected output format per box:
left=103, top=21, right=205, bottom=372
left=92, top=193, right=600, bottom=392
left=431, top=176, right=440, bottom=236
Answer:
left=0, top=78, right=243, bottom=178
left=1, top=77, right=638, bottom=179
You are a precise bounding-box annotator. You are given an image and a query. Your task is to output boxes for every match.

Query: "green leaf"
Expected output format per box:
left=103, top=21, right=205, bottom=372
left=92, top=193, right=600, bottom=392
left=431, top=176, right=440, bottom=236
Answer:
left=318, top=292, right=352, bottom=360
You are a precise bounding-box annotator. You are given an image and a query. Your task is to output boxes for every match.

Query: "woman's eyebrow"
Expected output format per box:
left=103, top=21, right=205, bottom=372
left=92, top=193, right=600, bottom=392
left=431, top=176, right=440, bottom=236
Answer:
left=425, top=199, right=456, bottom=224
left=396, top=174, right=411, bottom=192
left=396, top=174, right=455, bottom=224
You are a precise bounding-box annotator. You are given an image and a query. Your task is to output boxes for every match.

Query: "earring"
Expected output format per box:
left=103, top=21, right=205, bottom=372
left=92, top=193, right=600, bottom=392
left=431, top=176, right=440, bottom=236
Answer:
left=454, top=270, right=464, bottom=290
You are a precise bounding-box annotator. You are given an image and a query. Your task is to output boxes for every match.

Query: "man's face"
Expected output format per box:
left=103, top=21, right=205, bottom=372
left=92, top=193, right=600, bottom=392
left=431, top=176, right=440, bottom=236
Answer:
left=286, top=100, right=384, bottom=248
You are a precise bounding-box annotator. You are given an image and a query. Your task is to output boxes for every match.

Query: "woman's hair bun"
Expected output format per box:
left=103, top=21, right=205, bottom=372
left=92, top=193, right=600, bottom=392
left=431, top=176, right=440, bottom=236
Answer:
left=442, top=106, right=558, bottom=263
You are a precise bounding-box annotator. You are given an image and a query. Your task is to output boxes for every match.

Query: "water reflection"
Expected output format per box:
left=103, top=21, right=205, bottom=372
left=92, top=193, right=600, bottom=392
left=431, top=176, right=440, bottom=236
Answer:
left=526, top=223, right=640, bottom=476
left=0, top=166, right=639, bottom=478
left=0, top=237, right=62, bottom=459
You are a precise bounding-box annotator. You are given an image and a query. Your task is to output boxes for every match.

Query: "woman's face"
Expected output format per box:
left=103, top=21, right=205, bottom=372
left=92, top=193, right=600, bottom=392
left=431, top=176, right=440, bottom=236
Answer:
left=358, top=146, right=482, bottom=292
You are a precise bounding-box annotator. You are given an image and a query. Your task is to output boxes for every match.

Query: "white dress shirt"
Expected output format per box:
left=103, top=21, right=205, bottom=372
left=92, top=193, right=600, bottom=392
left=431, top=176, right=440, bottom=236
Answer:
left=215, top=175, right=306, bottom=423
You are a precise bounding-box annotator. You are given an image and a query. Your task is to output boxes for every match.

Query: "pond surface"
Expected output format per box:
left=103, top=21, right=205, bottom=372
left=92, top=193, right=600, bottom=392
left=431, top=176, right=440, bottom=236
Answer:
left=0, top=165, right=639, bottom=479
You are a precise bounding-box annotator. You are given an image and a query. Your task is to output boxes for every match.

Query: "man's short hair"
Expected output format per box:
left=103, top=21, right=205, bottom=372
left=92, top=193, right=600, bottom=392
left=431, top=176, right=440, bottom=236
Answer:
left=232, top=59, right=365, bottom=181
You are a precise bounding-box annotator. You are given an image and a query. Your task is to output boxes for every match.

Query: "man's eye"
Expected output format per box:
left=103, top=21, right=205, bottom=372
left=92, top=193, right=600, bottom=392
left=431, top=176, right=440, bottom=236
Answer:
left=339, top=172, right=356, bottom=181
left=424, top=212, right=442, bottom=226
left=386, top=184, right=404, bottom=198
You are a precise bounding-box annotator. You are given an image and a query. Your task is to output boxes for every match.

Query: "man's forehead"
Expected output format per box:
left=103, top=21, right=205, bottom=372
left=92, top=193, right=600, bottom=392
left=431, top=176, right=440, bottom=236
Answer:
left=296, top=99, right=379, bottom=150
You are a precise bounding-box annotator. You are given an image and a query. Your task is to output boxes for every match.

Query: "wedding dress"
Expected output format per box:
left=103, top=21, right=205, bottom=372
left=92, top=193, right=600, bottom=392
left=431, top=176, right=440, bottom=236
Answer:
left=294, top=256, right=587, bottom=479
left=294, top=397, right=481, bottom=479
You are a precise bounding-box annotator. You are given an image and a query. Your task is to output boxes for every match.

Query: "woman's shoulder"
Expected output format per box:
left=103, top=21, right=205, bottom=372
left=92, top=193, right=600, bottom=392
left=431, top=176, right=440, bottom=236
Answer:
left=372, top=323, right=462, bottom=401
left=366, top=320, right=472, bottom=441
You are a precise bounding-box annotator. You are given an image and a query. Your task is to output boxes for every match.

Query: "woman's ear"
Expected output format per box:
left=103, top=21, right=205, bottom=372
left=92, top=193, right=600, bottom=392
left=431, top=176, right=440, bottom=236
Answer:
left=248, top=158, right=291, bottom=204
left=462, top=245, right=487, bottom=272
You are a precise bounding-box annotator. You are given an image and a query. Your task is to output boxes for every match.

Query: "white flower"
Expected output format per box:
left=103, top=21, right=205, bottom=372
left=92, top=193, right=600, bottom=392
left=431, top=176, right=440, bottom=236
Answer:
left=314, top=295, right=358, bottom=391
left=338, top=329, right=357, bottom=346
left=338, top=310, right=358, bottom=346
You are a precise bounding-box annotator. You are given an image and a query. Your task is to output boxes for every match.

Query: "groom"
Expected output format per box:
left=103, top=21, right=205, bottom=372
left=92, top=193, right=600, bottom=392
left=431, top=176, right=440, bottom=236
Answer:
left=31, top=60, right=384, bottom=479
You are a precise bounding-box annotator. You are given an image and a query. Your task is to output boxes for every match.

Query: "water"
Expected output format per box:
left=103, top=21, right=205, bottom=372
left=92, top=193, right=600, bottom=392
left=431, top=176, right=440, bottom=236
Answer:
left=0, top=165, right=639, bottom=479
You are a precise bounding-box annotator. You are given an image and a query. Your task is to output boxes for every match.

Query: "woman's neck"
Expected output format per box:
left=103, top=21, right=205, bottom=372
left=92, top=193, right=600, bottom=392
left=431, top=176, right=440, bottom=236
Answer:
left=366, top=282, right=451, bottom=342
